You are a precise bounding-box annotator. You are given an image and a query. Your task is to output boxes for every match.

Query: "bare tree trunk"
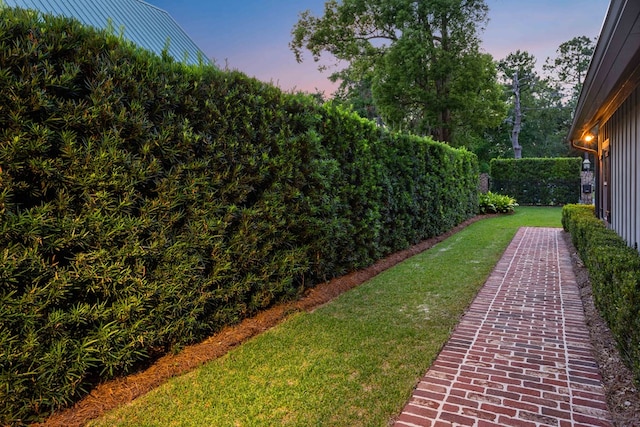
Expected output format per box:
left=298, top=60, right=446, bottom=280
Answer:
left=511, top=71, right=523, bottom=159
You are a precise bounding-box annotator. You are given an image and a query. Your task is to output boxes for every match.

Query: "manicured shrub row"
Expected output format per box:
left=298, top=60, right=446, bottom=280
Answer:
left=490, top=158, right=581, bottom=205
left=0, top=7, right=478, bottom=423
left=562, top=205, right=640, bottom=385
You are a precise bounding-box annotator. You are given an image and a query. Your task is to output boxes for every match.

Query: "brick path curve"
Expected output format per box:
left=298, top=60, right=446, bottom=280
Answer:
left=394, top=227, right=613, bottom=427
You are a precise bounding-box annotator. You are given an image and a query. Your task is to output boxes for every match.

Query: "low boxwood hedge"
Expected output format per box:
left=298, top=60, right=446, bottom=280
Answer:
left=562, top=204, right=640, bottom=386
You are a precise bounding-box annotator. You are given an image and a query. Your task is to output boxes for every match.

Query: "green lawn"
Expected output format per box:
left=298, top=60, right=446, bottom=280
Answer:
left=90, top=207, right=562, bottom=427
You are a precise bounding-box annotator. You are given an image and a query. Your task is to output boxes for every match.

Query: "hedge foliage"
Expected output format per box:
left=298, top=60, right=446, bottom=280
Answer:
left=562, top=205, right=640, bottom=386
left=478, top=192, right=518, bottom=214
left=490, top=157, right=581, bottom=205
left=0, top=7, right=479, bottom=424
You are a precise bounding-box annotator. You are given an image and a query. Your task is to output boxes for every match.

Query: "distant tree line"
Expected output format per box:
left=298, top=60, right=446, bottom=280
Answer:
left=290, top=0, right=595, bottom=170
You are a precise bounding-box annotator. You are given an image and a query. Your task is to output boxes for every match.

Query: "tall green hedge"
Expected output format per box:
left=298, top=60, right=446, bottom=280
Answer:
left=490, top=157, right=581, bottom=205
left=562, top=205, right=640, bottom=386
left=0, top=7, right=478, bottom=424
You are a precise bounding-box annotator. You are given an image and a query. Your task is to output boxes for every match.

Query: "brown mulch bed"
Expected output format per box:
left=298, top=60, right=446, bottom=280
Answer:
left=34, top=219, right=640, bottom=427
left=562, top=232, right=640, bottom=427
left=37, top=215, right=492, bottom=427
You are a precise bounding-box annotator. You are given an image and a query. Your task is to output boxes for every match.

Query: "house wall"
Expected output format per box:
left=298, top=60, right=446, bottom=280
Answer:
left=600, top=85, right=640, bottom=251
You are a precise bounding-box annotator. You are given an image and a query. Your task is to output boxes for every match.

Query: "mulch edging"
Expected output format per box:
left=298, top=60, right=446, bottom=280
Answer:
left=37, top=215, right=494, bottom=427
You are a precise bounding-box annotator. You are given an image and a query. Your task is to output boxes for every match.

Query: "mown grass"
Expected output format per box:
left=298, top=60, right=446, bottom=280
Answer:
left=91, top=207, right=562, bottom=427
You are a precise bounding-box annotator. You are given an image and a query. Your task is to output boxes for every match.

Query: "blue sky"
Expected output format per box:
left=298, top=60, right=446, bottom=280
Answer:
left=145, top=0, right=610, bottom=94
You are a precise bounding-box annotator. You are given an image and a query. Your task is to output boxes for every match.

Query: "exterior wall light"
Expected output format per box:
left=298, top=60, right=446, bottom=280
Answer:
left=583, top=157, right=591, bottom=171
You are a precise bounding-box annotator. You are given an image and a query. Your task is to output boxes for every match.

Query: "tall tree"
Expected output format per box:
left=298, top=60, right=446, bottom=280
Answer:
left=543, top=36, right=595, bottom=108
left=510, top=71, right=523, bottom=158
left=498, top=51, right=538, bottom=159
left=448, top=51, right=507, bottom=149
left=290, top=0, right=505, bottom=144
left=494, top=49, right=575, bottom=159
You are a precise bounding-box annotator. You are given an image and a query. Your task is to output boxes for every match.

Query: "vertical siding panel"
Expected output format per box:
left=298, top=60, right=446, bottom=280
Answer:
left=628, top=93, right=634, bottom=243
left=625, top=91, right=637, bottom=244
left=603, top=122, right=608, bottom=219
left=602, top=117, right=613, bottom=222
left=617, top=106, right=622, bottom=232
left=619, top=101, right=624, bottom=237
left=615, top=103, right=621, bottom=234
left=613, top=109, right=617, bottom=227
left=624, top=91, right=636, bottom=244
left=612, top=109, right=618, bottom=229
left=608, top=113, right=613, bottom=225
left=625, top=95, right=628, bottom=242
left=616, top=102, right=629, bottom=236
left=604, top=121, right=609, bottom=220
left=610, top=87, right=640, bottom=249
left=624, top=96, right=630, bottom=242
left=624, top=98, right=629, bottom=241
left=620, top=105, right=624, bottom=234
left=636, top=88, right=640, bottom=250
left=637, top=106, right=640, bottom=250
left=632, top=90, right=638, bottom=248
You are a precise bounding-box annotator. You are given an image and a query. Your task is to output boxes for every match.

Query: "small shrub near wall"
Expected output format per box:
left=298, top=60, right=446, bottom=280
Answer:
left=0, top=7, right=479, bottom=424
left=490, top=158, right=581, bottom=205
left=562, top=204, right=640, bottom=386
left=478, top=192, right=517, bottom=214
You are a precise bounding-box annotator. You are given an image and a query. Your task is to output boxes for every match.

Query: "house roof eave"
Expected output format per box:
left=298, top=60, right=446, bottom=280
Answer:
left=569, top=0, right=640, bottom=150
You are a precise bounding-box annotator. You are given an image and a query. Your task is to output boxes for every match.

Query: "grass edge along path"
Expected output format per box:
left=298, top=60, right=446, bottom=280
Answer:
left=88, top=207, right=561, bottom=427
left=43, top=215, right=488, bottom=427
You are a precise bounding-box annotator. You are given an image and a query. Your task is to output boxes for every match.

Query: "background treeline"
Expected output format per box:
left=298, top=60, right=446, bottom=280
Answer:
left=0, top=7, right=478, bottom=423
left=291, top=1, right=594, bottom=165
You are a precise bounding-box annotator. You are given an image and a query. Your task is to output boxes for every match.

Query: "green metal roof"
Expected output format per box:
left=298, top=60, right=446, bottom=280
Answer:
left=3, top=0, right=211, bottom=65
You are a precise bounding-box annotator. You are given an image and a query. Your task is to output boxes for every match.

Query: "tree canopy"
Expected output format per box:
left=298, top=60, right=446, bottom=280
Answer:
left=543, top=36, right=595, bottom=108
left=290, top=0, right=505, bottom=144
left=489, top=37, right=595, bottom=160
left=292, top=3, right=596, bottom=165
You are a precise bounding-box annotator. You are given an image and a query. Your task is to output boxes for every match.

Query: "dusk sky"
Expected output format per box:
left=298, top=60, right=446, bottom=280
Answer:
left=145, top=0, right=610, bottom=94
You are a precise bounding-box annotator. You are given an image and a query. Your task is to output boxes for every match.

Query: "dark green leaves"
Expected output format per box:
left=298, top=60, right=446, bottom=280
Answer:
left=291, top=0, right=503, bottom=144
left=562, top=204, right=640, bottom=386
left=0, top=5, right=479, bottom=424
left=490, top=158, right=581, bottom=205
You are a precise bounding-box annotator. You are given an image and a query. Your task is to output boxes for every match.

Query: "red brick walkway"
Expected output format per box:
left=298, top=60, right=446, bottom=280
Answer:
left=394, top=227, right=613, bottom=427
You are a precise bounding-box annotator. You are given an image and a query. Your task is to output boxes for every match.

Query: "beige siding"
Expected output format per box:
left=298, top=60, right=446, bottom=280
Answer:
left=602, top=86, right=640, bottom=250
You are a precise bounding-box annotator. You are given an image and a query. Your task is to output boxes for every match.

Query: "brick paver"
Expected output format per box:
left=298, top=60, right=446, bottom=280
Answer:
left=395, top=227, right=613, bottom=427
